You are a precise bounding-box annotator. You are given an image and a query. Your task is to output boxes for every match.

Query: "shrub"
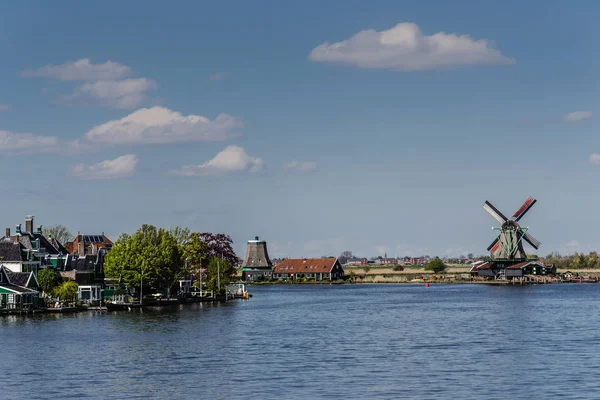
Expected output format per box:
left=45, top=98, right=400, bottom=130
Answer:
left=392, top=265, right=404, bottom=272
left=425, top=257, right=447, bottom=273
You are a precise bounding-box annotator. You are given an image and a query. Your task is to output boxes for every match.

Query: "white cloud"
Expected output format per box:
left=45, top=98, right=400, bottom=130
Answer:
left=71, top=154, right=138, bottom=180
left=590, top=154, right=600, bottom=164
left=85, top=106, right=242, bottom=145
left=309, top=22, right=514, bottom=71
left=22, top=58, right=131, bottom=81
left=0, top=130, right=62, bottom=153
left=565, top=111, right=592, bottom=122
left=0, top=104, right=11, bottom=112
left=66, top=78, right=157, bottom=109
left=283, top=161, right=317, bottom=171
left=169, top=145, right=263, bottom=176
left=22, top=59, right=157, bottom=109
left=209, top=72, right=226, bottom=81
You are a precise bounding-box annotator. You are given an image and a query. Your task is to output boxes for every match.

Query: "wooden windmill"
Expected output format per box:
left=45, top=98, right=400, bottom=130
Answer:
left=483, top=197, right=541, bottom=261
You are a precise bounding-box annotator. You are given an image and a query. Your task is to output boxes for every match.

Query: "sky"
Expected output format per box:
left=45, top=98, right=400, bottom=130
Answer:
left=0, top=0, right=599, bottom=259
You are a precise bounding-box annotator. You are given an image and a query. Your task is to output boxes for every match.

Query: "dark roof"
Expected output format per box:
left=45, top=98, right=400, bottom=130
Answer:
left=274, top=258, right=340, bottom=274
left=506, top=261, right=545, bottom=270
left=48, top=237, right=69, bottom=254
left=4, top=269, right=31, bottom=287
left=0, top=283, right=37, bottom=294
left=0, top=241, right=24, bottom=262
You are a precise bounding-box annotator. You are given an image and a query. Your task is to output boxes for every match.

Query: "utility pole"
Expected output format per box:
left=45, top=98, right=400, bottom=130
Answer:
left=217, top=256, right=220, bottom=295
left=140, top=268, right=143, bottom=305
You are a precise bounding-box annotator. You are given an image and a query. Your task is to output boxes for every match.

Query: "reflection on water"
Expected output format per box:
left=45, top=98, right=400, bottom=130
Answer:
left=2, top=284, right=600, bottom=399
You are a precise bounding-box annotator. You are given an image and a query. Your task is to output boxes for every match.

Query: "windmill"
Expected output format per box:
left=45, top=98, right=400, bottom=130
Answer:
left=483, top=197, right=541, bottom=260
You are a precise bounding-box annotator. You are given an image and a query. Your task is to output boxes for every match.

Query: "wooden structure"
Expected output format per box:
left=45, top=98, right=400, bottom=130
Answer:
left=472, top=197, right=552, bottom=280
left=241, top=236, right=273, bottom=281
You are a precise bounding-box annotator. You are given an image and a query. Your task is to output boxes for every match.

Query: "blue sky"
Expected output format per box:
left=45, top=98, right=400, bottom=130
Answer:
left=0, top=0, right=598, bottom=259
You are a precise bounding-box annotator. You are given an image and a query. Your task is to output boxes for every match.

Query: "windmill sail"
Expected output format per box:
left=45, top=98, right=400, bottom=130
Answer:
left=512, top=197, right=537, bottom=222
left=483, top=201, right=508, bottom=225
left=487, top=237, right=499, bottom=252
left=522, top=231, right=541, bottom=249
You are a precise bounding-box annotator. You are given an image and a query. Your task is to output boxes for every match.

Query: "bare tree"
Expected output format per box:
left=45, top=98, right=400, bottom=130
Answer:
left=42, top=225, right=74, bottom=244
left=339, top=250, right=353, bottom=264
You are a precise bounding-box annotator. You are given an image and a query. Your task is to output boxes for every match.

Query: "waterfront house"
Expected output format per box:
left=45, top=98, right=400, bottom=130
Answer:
left=273, top=258, right=345, bottom=281
left=61, top=233, right=112, bottom=302
left=0, top=265, right=39, bottom=309
left=470, top=260, right=555, bottom=279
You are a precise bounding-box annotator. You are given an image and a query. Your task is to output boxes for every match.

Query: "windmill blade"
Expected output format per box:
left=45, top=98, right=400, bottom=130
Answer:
left=487, top=237, right=499, bottom=252
left=513, top=197, right=537, bottom=222
left=483, top=201, right=508, bottom=224
left=522, top=231, right=541, bottom=250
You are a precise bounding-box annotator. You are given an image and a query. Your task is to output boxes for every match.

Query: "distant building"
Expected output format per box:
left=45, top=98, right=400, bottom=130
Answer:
left=66, top=234, right=113, bottom=256
left=273, top=258, right=344, bottom=281
left=241, top=236, right=273, bottom=281
left=0, top=216, right=70, bottom=272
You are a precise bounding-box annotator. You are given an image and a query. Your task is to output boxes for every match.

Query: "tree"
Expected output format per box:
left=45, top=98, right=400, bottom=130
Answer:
left=54, top=281, right=78, bottom=301
left=425, top=257, right=447, bottom=273
left=42, top=225, right=73, bottom=244
left=104, top=224, right=183, bottom=296
left=206, top=257, right=232, bottom=295
left=339, top=250, right=353, bottom=264
left=169, top=226, right=191, bottom=246
left=183, top=232, right=208, bottom=286
left=200, top=232, right=240, bottom=274
left=38, top=268, right=60, bottom=295
left=363, top=266, right=371, bottom=274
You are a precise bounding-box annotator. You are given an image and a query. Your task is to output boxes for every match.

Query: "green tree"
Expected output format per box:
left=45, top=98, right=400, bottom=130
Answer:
left=104, top=224, right=184, bottom=296
left=54, top=281, right=78, bottom=300
left=42, top=224, right=74, bottom=244
left=425, top=257, right=447, bottom=273
left=206, top=257, right=233, bottom=295
left=37, top=268, right=60, bottom=295
left=183, top=232, right=208, bottom=286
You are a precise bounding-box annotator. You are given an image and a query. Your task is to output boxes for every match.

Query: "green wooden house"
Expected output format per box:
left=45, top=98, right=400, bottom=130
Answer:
left=0, top=266, right=39, bottom=309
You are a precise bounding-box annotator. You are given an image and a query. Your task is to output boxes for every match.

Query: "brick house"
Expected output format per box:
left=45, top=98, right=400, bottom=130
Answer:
left=273, top=258, right=345, bottom=281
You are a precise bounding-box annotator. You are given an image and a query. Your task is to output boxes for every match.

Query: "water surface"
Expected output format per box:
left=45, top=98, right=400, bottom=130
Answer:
left=2, top=283, right=600, bottom=399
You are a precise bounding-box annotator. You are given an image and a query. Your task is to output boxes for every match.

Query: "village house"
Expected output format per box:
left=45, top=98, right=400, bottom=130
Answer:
left=0, top=265, right=39, bottom=309
left=62, top=233, right=113, bottom=302
left=0, top=234, right=41, bottom=273
left=1, top=216, right=71, bottom=272
left=273, top=258, right=345, bottom=281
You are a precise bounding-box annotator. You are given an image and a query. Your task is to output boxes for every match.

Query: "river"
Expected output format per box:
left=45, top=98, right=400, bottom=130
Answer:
left=2, top=283, right=600, bottom=399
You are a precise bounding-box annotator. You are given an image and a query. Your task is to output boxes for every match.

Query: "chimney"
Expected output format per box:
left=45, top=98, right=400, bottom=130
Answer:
left=25, top=215, right=34, bottom=234
left=5, top=227, right=9, bottom=238
left=78, top=240, right=85, bottom=256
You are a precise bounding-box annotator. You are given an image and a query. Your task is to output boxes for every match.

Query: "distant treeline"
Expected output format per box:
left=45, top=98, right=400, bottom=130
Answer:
left=543, top=252, right=600, bottom=270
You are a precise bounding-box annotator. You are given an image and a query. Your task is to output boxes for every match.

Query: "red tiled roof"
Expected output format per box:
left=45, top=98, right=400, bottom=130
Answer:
left=470, top=262, right=492, bottom=271
left=274, top=258, right=338, bottom=274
